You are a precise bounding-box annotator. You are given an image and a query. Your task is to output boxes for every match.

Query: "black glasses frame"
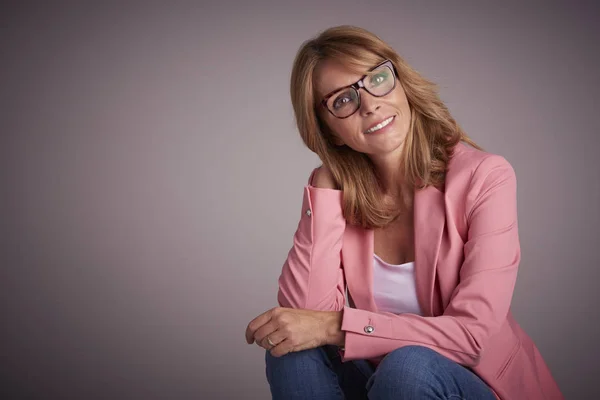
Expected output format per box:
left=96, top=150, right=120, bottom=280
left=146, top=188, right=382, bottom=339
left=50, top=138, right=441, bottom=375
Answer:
left=320, top=59, right=397, bottom=119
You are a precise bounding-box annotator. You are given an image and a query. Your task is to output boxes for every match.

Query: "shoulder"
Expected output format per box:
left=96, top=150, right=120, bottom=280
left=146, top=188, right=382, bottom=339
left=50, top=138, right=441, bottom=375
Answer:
left=446, top=142, right=516, bottom=189
left=308, top=165, right=339, bottom=190
left=445, top=142, right=517, bottom=220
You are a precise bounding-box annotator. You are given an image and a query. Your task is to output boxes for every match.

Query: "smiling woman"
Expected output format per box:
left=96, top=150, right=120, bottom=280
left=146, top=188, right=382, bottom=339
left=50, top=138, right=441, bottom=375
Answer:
left=245, top=25, right=564, bottom=400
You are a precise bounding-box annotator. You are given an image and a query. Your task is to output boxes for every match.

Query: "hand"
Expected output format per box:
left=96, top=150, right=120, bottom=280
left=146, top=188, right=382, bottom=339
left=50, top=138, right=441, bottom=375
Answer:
left=312, top=165, right=338, bottom=189
left=245, top=307, right=344, bottom=357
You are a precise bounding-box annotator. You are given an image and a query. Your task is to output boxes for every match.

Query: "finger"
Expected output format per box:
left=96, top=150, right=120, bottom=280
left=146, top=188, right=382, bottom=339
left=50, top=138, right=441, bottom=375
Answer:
left=263, top=329, right=286, bottom=349
left=259, top=334, right=278, bottom=350
left=245, top=308, right=275, bottom=344
left=270, top=336, right=321, bottom=357
left=253, top=321, right=279, bottom=346
left=257, top=329, right=286, bottom=351
left=269, top=339, right=295, bottom=358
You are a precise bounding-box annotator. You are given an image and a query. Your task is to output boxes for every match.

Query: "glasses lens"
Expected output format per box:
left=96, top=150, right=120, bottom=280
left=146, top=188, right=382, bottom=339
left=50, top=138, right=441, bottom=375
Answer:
left=365, top=65, right=395, bottom=96
left=327, top=88, right=359, bottom=118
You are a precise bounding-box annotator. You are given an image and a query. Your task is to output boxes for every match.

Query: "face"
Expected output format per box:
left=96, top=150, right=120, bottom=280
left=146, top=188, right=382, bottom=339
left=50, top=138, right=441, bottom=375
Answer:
left=314, top=59, right=411, bottom=160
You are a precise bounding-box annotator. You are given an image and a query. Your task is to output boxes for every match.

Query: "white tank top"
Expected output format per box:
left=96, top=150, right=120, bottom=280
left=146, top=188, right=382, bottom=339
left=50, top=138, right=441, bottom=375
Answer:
left=372, top=254, right=423, bottom=315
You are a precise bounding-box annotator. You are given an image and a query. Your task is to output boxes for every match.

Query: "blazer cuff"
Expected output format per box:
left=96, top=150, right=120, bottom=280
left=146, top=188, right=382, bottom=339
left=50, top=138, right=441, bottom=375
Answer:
left=341, top=307, right=394, bottom=337
left=341, top=307, right=394, bottom=359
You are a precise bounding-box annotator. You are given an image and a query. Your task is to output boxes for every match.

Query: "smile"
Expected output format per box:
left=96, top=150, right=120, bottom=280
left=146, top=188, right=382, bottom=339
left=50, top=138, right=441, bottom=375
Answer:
left=365, top=116, right=395, bottom=134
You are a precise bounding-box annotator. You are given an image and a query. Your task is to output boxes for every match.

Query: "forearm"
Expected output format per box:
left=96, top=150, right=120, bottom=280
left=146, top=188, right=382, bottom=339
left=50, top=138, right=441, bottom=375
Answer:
left=341, top=308, right=484, bottom=365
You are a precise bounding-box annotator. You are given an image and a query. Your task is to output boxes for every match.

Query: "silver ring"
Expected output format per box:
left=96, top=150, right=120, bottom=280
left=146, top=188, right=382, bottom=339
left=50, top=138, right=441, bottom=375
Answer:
left=267, top=337, right=275, bottom=347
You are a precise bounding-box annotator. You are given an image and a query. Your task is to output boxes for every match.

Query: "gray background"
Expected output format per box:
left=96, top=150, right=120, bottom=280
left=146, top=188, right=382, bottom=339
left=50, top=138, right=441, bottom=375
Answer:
left=2, top=1, right=599, bottom=399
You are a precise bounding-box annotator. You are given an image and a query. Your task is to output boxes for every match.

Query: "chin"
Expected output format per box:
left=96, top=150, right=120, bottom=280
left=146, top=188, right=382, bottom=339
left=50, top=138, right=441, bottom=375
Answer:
left=382, top=138, right=406, bottom=154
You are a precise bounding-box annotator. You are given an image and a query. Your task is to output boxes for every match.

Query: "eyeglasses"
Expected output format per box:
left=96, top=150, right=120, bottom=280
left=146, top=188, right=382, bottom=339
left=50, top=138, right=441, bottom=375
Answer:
left=320, top=60, right=397, bottom=119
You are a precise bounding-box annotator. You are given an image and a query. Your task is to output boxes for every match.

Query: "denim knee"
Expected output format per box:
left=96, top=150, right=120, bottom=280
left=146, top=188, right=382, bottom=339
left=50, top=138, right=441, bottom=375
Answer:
left=368, top=345, right=497, bottom=400
left=367, top=345, right=439, bottom=392
left=265, top=346, right=341, bottom=399
left=265, top=346, right=330, bottom=373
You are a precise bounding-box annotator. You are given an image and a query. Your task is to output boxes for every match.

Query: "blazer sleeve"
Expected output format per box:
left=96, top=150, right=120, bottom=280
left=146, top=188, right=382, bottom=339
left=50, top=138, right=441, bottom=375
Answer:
left=277, top=168, right=347, bottom=311
left=340, top=155, right=520, bottom=367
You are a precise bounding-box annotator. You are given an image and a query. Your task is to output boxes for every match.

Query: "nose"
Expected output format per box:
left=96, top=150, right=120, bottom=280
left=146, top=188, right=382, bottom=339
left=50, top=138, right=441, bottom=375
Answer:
left=359, top=90, right=381, bottom=116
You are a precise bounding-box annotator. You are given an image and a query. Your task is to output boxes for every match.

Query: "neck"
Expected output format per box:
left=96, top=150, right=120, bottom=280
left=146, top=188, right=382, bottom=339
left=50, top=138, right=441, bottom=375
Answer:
left=369, top=150, right=406, bottom=198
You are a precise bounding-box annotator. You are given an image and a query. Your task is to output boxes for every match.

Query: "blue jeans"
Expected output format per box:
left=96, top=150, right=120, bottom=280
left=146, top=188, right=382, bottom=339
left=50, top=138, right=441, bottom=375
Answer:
left=265, top=345, right=497, bottom=400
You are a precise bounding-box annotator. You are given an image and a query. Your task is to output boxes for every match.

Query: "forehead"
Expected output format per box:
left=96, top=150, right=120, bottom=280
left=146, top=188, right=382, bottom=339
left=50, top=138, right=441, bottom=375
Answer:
left=313, top=59, right=371, bottom=99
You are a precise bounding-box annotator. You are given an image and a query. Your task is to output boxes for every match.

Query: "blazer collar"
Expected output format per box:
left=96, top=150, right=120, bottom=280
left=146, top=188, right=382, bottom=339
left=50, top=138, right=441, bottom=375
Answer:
left=342, top=185, right=445, bottom=317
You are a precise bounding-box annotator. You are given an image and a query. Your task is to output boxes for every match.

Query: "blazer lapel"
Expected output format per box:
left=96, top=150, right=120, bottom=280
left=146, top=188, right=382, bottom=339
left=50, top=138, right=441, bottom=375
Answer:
left=341, top=185, right=445, bottom=317
left=342, top=224, right=378, bottom=312
left=413, top=185, right=445, bottom=317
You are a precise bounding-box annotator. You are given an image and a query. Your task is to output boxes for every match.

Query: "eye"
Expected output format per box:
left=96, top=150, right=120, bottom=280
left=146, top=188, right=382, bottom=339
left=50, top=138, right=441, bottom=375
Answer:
left=333, top=96, right=351, bottom=109
left=369, top=71, right=389, bottom=86
left=332, top=90, right=357, bottom=109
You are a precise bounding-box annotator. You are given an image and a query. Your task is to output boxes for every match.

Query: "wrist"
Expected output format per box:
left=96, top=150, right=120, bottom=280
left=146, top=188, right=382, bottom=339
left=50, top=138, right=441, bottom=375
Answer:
left=324, top=311, right=345, bottom=347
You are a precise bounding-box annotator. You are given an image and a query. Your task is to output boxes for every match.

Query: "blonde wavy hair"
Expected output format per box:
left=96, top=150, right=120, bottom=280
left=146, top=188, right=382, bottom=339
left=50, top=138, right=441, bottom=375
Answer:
left=290, top=25, right=482, bottom=228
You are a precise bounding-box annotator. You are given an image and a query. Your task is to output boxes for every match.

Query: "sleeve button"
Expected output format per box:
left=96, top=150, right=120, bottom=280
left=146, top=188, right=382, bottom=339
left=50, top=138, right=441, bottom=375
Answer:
left=364, top=325, right=374, bottom=334
left=305, top=209, right=312, bottom=217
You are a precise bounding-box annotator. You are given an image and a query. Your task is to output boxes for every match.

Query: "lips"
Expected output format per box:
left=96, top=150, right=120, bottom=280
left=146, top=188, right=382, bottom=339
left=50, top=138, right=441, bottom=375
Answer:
left=364, top=115, right=395, bottom=134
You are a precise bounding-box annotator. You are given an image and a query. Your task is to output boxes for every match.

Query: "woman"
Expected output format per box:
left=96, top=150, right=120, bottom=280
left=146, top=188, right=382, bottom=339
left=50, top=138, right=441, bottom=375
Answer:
left=245, top=26, right=563, bottom=399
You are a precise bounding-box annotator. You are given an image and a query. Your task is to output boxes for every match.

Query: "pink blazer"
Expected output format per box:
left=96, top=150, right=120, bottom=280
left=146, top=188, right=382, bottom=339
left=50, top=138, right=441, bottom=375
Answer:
left=277, top=142, right=563, bottom=400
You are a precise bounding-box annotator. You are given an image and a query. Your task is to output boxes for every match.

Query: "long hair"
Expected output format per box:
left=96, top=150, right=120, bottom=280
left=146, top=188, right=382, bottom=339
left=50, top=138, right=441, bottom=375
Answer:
left=290, top=25, right=482, bottom=228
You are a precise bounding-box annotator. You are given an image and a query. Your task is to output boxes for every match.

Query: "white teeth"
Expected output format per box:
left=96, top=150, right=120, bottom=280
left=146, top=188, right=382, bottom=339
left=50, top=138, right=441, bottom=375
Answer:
left=365, top=116, right=393, bottom=133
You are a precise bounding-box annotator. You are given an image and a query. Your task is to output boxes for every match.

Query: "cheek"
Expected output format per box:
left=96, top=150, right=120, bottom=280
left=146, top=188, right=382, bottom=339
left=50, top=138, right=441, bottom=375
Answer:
left=321, top=113, right=362, bottom=144
left=390, top=86, right=409, bottom=109
left=325, top=117, right=348, bottom=134
left=337, top=119, right=363, bottom=139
